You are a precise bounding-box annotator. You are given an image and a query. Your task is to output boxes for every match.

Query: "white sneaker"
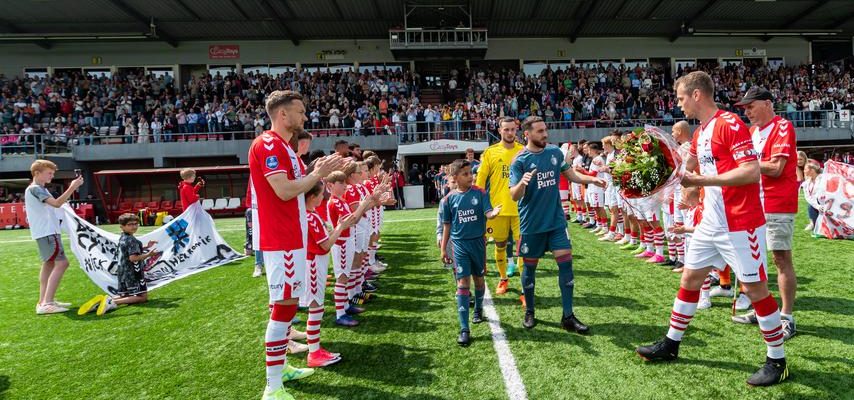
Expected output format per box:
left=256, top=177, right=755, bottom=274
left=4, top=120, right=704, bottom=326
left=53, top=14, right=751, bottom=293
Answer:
left=289, top=328, right=307, bottom=341
left=615, top=235, right=630, bottom=245
left=697, top=297, right=712, bottom=310
left=596, top=227, right=609, bottom=236
left=369, top=265, right=386, bottom=274
left=804, top=222, right=814, bottom=231
left=252, top=265, right=264, bottom=278
left=288, top=340, right=309, bottom=354
left=36, top=303, right=69, bottom=315
left=709, top=286, right=733, bottom=298
left=96, top=296, right=117, bottom=316
left=598, top=232, right=614, bottom=241
left=734, top=293, right=752, bottom=311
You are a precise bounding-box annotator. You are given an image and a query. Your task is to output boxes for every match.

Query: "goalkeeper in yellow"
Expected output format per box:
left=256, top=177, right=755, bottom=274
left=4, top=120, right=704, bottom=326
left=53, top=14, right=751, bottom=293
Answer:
left=476, top=117, right=524, bottom=295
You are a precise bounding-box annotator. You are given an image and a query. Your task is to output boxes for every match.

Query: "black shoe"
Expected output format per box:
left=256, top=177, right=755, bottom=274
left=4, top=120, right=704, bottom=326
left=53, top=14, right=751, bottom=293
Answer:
left=672, top=261, right=684, bottom=271
left=469, top=298, right=475, bottom=308
left=354, top=292, right=374, bottom=303
left=709, top=275, right=720, bottom=287
left=362, top=282, right=377, bottom=293
left=523, top=311, right=536, bottom=329
left=561, top=314, right=590, bottom=334
left=747, top=357, right=789, bottom=386
left=376, top=255, right=386, bottom=262
left=457, top=329, right=471, bottom=347
left=636, top=337, right=680, bottom=362
left=662, top=259, right=677, bottom=267
left=472, top=308, right=484, bottom=324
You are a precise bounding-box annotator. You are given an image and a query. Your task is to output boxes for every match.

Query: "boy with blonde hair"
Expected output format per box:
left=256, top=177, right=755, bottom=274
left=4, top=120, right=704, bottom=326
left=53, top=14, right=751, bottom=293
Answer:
left=26, top=160, right=84, bottom=314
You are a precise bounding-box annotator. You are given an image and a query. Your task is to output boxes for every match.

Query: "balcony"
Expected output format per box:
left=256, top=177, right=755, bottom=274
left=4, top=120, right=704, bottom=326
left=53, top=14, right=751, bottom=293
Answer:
left=389, top=28, right=488, bottom=59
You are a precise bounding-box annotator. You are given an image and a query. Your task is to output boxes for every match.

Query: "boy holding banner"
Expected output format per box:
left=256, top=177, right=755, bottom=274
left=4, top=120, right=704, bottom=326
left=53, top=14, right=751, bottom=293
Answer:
left=27, top=159, right=84, bottom=315
left=79, top=213, right=161, bottom=316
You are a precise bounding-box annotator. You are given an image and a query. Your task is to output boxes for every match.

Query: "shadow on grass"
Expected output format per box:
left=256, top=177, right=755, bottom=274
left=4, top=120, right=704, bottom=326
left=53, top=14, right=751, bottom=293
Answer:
left=491, top=292, right=648, bottom=312
left=137, top=297, right=182, bottom=309
left=794, top=296, right=854, bottom=316
left=330, top=315, right=437, bottom=335
left=0, top=375, right=8, bottom=395
left=295, top=382, right=453, bottom=400
left=675, top=357, right=854, bottom=398
left=298, top=342, right=439, bottom=388
left=797, top=324, right=854, bottom=345
left=62, top=309, right=142, bottom=321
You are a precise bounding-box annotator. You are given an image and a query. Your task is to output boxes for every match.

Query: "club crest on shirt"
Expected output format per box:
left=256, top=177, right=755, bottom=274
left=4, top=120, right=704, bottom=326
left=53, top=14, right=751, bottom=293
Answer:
left=520, top=243, right=529, bottom=255
left=529, top=163, right=537, bottom=169
left=551, top=155, right=558, bottom=166
left=471, top=197, right=479, bottom=206
left=265, top=156, right=279, bottom=169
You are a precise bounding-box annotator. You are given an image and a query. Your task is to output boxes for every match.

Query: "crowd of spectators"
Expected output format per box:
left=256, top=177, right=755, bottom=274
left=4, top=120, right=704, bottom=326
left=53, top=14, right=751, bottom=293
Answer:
left=1, top=60, right=853, bottom=155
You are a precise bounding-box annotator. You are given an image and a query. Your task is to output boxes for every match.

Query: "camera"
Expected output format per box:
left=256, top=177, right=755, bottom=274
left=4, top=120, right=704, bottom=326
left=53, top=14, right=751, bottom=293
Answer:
left=74, top=169, right=82, bottom=177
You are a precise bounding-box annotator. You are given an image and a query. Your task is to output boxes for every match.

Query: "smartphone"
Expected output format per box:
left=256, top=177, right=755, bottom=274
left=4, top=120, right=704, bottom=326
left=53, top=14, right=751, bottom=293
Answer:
left=74, top=169, right=82, bottom=178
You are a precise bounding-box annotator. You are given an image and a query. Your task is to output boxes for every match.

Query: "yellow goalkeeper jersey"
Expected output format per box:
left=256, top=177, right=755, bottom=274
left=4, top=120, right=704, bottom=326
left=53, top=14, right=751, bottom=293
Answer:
left=475, top=141, right=525, bottom=217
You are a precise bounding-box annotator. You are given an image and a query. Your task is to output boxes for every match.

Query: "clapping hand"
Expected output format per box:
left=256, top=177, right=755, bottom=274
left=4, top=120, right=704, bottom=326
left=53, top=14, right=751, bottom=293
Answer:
left=488, top=205, right=502, bottom=218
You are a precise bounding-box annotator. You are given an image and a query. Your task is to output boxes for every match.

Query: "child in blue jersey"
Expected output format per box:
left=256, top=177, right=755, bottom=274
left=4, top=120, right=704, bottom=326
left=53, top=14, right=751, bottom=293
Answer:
left=510, top=116, right=606, bottom=334
left=440, top=159, right=501, bottom=346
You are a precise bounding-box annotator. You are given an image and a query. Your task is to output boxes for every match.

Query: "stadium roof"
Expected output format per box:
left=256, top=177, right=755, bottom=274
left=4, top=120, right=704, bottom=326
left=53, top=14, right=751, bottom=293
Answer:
left=1, top=0, right=852, bottom=48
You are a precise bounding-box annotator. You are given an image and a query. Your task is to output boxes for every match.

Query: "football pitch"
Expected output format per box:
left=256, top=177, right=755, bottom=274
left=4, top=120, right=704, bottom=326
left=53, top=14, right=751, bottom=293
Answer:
left=1, top=203, right=853, bottom=400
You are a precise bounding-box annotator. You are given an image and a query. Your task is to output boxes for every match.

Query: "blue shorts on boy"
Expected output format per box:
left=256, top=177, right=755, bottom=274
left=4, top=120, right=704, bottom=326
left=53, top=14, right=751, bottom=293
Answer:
left=440, top=186, right=492, bottom=278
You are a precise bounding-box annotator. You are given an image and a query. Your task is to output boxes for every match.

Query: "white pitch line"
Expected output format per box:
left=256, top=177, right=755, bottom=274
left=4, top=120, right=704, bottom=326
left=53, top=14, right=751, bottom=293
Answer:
left=482, top=287, right=529, bottom=400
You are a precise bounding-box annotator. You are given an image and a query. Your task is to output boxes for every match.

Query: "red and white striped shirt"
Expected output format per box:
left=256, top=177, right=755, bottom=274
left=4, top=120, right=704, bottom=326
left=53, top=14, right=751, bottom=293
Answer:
left=306, top=211, right=330, bottom=258
left=690, top=110, right=765, bottom=232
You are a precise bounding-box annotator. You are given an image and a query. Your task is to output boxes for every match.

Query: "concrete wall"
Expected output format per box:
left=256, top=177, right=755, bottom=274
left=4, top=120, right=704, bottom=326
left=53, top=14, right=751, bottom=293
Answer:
left=0, top=36, right=811, bottom=78
left=4, top=125, right=849, bottom=175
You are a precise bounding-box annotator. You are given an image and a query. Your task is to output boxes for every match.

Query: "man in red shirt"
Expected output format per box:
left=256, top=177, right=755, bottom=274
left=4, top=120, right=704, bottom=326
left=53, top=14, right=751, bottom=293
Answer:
left=249, top=90, right=345, bottom=400
left=178, top=168, right=204, bottom=211
left=734, top=87, right=799, bottom=340
left=636, top=72, right=788, bottom=387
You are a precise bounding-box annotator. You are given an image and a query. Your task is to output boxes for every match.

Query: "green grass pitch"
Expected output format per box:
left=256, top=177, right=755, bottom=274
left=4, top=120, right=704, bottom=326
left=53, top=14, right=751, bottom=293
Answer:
left=1, top=202, right=852, bottom=399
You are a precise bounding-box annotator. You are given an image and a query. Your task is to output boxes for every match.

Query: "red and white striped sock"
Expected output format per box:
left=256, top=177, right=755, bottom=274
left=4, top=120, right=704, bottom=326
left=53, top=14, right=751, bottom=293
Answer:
left=588, top=210, right=596, bottom=223
left=667, top=236, right=677, bottom=261
left=753, top=295, right=786, bottom=359
left=335, top=282, right=349, bottom=318
left=653, top=227, right=665, bottom=256
left=667, top=288, right=700, bottom=341
left=306, top=306, right=323, bottom=353
left=616, top=213, right=624, bottom=235
left=701, top=276, right=711, bottom=300
left=643, top=228, right=653, bottom=251
left=265, top=303, right=296, bottom=390
left=676, top=241, right=685, bottom=262
left=346, top=271, right=358, bottom=299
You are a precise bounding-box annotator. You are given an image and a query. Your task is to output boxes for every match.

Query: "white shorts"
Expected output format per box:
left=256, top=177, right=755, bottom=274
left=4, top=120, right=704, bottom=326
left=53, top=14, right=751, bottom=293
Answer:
left=587, top=190, right=604, bottom=208
left=684, top=224, right=769, bottom=284
left=355, top=221, right=370, bottom=252
left=560, top=189, right=569, bottom=203
left=571, top=183, right=582, bottom=200
left=624, top=198, right=635, bottom=216
left=332, top=237, right=355, bottom=277
left=371, top=207, right=381, bottom=235
left=605, top=187, right=620, bottom=208
left=637, top=201, right=660, bottom=222
left=263, top=249, right=308, bottom=304
left=673, top=207, right=685, bottom=224
left=300, top=254, right=330, bottom=307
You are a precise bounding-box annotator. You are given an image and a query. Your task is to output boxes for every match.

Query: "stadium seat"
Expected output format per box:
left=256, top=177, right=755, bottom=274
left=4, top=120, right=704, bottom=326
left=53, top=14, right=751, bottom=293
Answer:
left=172, top=201, right=183, bottom=214
left=147, top=201, right=159, bottom=211
left=160, top=200, right=173, bottom=210
left=212, top=198, right=228, bottom=210
left=118, top=201, right=132, bottom=213
left=226, top=197, right=241, bottom=209
left=133, top=201, right=145, bottom=211
left=202, top=199, right=215, bottom=210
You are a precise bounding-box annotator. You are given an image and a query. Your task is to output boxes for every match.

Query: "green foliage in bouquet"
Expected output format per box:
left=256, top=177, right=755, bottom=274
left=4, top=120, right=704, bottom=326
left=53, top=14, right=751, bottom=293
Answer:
left=610, top=128, right=676, bottom=198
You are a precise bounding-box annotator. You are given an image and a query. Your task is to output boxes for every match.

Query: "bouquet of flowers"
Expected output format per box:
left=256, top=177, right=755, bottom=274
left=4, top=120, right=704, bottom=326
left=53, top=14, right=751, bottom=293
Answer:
left=609, top=125, right=683, bottom=208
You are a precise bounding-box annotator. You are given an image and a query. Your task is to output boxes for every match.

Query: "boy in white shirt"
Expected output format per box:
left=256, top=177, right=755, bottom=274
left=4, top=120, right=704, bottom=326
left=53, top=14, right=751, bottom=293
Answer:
left=25, top=160, right=84, bottom=314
